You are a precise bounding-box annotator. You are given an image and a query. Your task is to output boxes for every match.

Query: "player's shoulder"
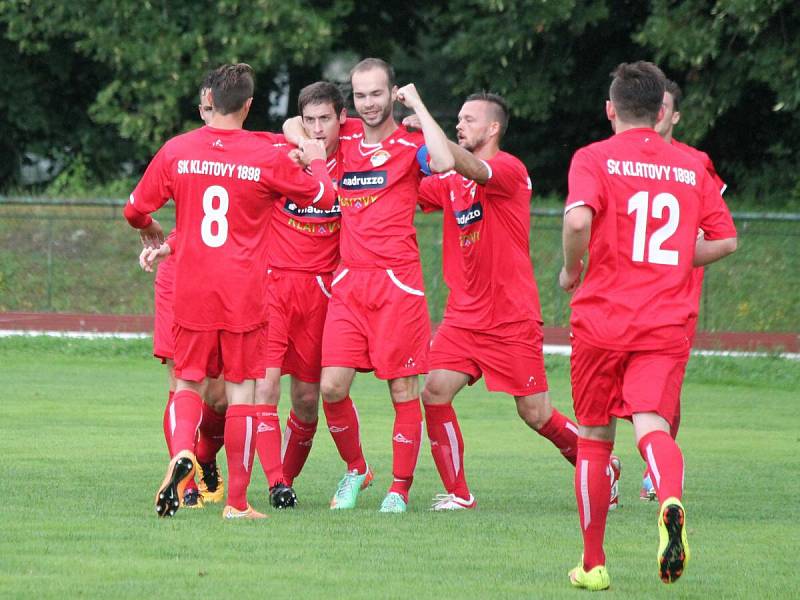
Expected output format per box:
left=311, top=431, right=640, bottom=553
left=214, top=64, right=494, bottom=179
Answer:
left=393, top=125, right=424, bottom=148
left=671, top=138, right=712, bottom=166
left=489, top=150, right=526, bottom=172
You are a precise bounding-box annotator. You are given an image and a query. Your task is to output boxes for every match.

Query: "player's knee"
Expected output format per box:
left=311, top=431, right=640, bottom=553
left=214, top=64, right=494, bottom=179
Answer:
left=319, top=377, right=347, bottom=403
left=421, top=381, right=449, bottom=405
left=255, top=378, right=281, bottom=405
left=388, top=376, right=419, bottom=403
left=516, top=395, right=552, bottom=430
left=292, top=389, right=319, bottom=421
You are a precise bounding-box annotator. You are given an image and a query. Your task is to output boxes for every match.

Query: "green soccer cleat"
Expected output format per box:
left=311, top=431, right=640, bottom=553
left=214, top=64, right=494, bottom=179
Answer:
left=568, top=564, right=611, bottom=591
left=378, top=492, right=407, bottom=513
left=329, top=466, right=373, bottom=510
left=657, top=497, right=690, bottom=584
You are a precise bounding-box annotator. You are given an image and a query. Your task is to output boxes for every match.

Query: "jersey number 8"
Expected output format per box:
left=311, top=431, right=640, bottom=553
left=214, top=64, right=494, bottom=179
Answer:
left=201, top=185, right=229, bottom=247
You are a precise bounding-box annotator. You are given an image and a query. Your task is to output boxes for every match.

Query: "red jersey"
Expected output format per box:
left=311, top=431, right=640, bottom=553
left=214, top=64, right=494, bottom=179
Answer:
left=267, top=119, right=363, bottom=273
left=125, top=125, right=335, bottom=332
left=419, top=151, right=542, bottom=328
left=672, top=139, right=726, bottom=195
left=337, top=125, right=427, bottom=268
left=565, top=128, right=736, bottom=350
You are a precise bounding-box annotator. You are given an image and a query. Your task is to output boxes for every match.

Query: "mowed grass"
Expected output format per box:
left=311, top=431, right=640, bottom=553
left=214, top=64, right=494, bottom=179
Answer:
left=0, top=337, right=797, bottom=599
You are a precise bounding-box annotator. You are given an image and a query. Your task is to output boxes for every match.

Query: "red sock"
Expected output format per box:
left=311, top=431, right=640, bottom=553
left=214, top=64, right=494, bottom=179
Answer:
left=197, top=403, right=226, bottom=463
left=170, top=389, right=203, bottom=455
left=224, top=404, right=257, bottom=511
left=323, top=396, right=367, bottom=474
left=162, top=390, right=175, bottom=457
left=424, top=403, right=470, bottom=499
left=388, top=398, right=423, bottom=501
left=282, top=411, right=317, bottom=485
left=536, top=409, right=579, bottom=465
left=254, top=404, right=284, bottom=488
left=638, top=430, right=684, bottom=503
left=575, top=437, right=614, bottom=571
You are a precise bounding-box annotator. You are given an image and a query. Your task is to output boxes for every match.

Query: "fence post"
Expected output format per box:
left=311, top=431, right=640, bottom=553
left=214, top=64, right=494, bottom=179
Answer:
left=46, top=218, right=54, bottom=311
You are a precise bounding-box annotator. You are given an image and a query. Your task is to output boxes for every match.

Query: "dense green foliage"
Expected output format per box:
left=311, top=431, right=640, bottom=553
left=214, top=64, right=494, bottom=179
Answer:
left=0, top=337, right=797, bottom=598
left=2, top=1, right=799, bottom=204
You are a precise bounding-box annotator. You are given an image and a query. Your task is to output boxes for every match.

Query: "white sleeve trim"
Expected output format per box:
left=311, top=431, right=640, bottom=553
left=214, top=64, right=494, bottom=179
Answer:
left=332, top=268, right=349, bottom=286
left=311, top=181, right=325, bottom=205
left=720, top=183, right=727, bottom=196
left=564, top=200, right=587, bottom=214
left=480, top=160, right=493, bottom=180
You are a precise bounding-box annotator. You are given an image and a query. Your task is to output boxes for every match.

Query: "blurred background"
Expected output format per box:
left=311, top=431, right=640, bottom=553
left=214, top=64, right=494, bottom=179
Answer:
left=1, top=0, right=798, bottom=335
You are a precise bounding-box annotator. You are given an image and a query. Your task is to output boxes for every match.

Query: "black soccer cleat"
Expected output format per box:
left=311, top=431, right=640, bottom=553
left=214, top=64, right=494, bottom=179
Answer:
left=182, top=487, right=204, bottom=508
left=154, top=451, right=196, bottom=518
left=269, top=483, right=298, bottom=509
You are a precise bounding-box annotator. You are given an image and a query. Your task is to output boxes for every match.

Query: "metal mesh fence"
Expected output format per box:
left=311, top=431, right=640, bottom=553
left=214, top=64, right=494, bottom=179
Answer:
left=1, top=199, right=798, bottom=333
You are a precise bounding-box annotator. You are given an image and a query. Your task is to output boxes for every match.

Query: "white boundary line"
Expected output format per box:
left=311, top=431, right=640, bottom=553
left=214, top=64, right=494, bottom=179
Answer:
left=1, top=330, right=797, bottom=360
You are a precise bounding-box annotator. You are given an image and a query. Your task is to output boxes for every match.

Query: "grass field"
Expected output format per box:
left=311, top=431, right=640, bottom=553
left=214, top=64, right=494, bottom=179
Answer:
left=0, top=337, right=797, bottom=599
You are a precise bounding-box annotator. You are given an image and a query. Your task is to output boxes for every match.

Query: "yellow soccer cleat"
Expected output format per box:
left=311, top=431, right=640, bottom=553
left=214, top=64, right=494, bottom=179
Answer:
left=154, top=450, right=196, bottom=518
left=180, top=487, right=205, bottom=509
left=222, top=504, right=268, bottom=520
left=197, top=460, right=225, bottom=504
left=657, top=497, right=690, bottom=584
left=568, top=564, right=611, bottom=591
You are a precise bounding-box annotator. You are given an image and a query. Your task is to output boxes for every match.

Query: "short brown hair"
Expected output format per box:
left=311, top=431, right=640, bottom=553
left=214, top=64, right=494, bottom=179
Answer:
left=349, top=57, right=395, bottom=90
left=210, top=63, right=254, bottom=115
left=465, top=91, right=510, bottom=139
left=609, top=61, right=666, bottom=125
left=199, top=70, right=214, bottom=98
left=298, top=81, right=345, bottom=117
left=665, top=79, right=683, bottom=112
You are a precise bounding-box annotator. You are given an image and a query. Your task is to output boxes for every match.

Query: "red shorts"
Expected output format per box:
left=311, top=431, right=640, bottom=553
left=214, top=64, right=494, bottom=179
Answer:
left=429, top=320, right=548, bottom=396
left=321, top=265, right=430, bottom=379
left=153, top=255, right=176, bottom=362
left=173, top=325, right=267, bottom=384
left=265, top=268, right=332, bottom=383
left=570, top=336, right=690, bottom=427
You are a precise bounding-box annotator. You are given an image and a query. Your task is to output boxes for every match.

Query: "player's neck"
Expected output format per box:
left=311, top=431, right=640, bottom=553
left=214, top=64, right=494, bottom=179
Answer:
left=614, top=120, right=655, bottom=135
left=362, top=118, right=398, bottom=144
left=208, top=114, right=245, bottom=130
left=472, top=141, right=500, bottom=161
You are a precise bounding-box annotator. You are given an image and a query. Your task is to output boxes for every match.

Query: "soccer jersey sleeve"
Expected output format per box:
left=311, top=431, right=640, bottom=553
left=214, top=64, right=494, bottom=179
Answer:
left=253, top=131, right=287, bottom=145
left=263, top=148, right=336, bottom=210
left=483, top=153, right=529, bottom=198
left=565, top=148, right=603, bottom=215
left=124, top=145, right=172, bottom=227
left=418, top=175, right=446, bottom=212
left=339, top=117, right=363, bottom=138
left=697, top=172, right=736, bottom=240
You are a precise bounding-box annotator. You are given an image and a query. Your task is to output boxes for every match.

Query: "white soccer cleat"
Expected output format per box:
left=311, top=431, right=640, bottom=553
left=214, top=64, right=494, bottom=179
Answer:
left=430, top=493, right=477, bottom=511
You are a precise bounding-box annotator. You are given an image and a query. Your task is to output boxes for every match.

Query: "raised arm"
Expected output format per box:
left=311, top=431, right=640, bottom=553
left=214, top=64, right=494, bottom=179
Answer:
left=396, top=84, right=454, bottom=174
left=282, top=115, right=309, bottom=147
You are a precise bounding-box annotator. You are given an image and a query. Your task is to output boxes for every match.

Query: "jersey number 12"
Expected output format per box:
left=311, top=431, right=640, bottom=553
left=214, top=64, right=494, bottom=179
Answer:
left=627, top=191, right=679, bottom=266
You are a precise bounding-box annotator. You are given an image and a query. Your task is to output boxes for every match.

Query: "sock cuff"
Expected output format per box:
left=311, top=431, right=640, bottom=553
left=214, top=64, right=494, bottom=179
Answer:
left=288, top=411, right=318, bottom=431
left=323, top=395, right=353, bottom=415
left=226, top=404, right=254, bottom=418
left=253, top=404, right=279, bottom=420
left=173, top=388, right=202, bottom=403
left=577, top=437, right=614, bottom=458
left=539, top=409, right=568, bottom=435
left=637, top=429, right=671, bottom=454
left=201, top=402, right=226, bottom=424
left=393, top=397, right=422, bottom=419
left=423, top=402, right=455, bottom=422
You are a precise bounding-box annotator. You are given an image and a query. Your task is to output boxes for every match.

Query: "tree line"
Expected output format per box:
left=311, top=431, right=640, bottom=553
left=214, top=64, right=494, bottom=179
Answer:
left=2, top=0, right=798, bottom=205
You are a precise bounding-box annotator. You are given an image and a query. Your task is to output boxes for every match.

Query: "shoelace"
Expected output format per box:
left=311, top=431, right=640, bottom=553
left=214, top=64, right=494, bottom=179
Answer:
left=431, top=493, right=456, bottom=508
left=334, top=471, right=359, bottom=500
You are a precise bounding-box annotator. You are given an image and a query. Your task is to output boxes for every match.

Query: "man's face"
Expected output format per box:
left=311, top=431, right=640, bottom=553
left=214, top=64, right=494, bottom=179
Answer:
left=655, top=91, right=680, bottom=139
left=456, top=100, right=495, bottom=152
left=351, top=68, right=395, bottom=128
left=198, top=88, right=213, bottom=125
left=301, top=101, right=346, bottom=157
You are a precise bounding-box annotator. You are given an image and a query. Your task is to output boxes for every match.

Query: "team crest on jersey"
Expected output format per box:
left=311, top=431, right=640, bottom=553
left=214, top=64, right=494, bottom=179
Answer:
left=370, top=150, right=391, bottom=167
